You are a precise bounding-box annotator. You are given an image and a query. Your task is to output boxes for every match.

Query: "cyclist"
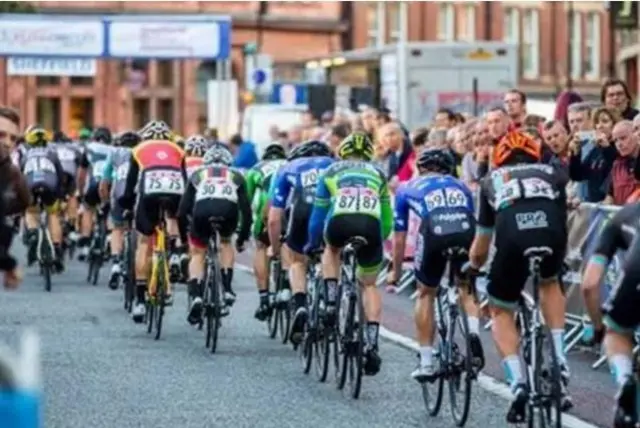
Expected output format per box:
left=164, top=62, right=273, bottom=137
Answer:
left=579, top=203, right=640, bottom=428
left=76, top=127, right=114, bottom=261
left=184, top=135, right=207, bottom=179
left=78, top=128, right=92, bottom=144
left=173, top=134, right=185, bottom=150
left=51, top=131, right=82, bottom=247
left=467, top=131, right=571, bottom=423
left=100, top=131, right=140, bottom=290
left=245, top=143, right=287, bottom=320
left=304, top=132, right=392, bottom=376
left=267, top=140, right=335, bottom=344
left=20, top=125, right=67, bottom=271
left=118, top=120, right=186, bottom=323
left=177, top=143, right=251, bottom=325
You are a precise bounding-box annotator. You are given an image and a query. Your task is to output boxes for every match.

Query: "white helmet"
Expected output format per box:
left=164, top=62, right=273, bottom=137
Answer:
left=203, top=143, right=233, bottom=166
left=139, top=120, right=171, bottom=141
left=185, top=135, right=207, bottom=157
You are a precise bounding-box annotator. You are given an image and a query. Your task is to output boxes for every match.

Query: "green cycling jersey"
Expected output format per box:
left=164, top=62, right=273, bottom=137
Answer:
left=246, top=159, right=286, bottom=238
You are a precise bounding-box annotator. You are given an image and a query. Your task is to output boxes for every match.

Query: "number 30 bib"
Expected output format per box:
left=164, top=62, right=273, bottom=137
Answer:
left=195, top=177, right=238, bottom=203
left=333, top=187, right=379, bottom=217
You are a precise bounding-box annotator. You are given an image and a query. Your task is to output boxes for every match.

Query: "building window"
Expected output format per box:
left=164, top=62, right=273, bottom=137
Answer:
left=36, top=97, right=61, bottom=131
left=522, top=9, right=540, bottom=79
left=458, top=4, right=476, bottom=41
left=70, top=98, right=93, bottom=132
left=366, top=2, right=378, bottom=47
left=120, top=60, right=149, bottom=90
left=157, top=60, right=174, bottom=87
left=70, top=76, right=93, bottom=86
left=158, top=98, right=174, bottom=126
left=133, top=98, right=150, bottom=130
left=387, top=2, right=401, bottom=44
left=437, top=3, right=455, bottom=41
left=585, top=12, right=600, bottom=80
left=571, top=12, right=582, bottom=79
left=36, top=76, right=60, bottom=86
left=503, top=8, right=519, bottom=44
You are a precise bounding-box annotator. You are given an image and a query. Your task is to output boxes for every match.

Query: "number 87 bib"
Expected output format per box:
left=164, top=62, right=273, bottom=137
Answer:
left=333, top=187, right=380, bottom=217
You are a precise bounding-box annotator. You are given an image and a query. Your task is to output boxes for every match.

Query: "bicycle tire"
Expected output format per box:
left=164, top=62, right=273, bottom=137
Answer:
left=300, top=324, right=313, bottom=374
left=209, top=262, right=222, bottom=354
left=91, top=259, right=101, bottom=285
left=204, top=264, right=213, bottom=349
left=527, top=330, right=548, bottom=428
left=448, top=305, right=473, bottom=427
left=337, top=287, right=353, bottom=391
left=154, top=256, right=166, bottom=341
left=267, top=260, right=279, bottom=339
left=545, top=330, right=563, bottom=428
left=146, top=300, right=154, bottom=334
left=279, top=288, right=291, bottom=344
left=348, top=287, right=365, bottom=399
left=422, top=289, right=446, bottom=416
left=40, top=233, right=52, bottom=292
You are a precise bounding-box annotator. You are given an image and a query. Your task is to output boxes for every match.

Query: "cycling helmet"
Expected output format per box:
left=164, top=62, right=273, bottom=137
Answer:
left=262, top=143, right=286, bottom=161
left=173, top=134, right=185, bottom=148
left=337, top=132, right=374, bottom=161
left=288, top=140, right=332, bottom=161
left=203, top=142, right=234, bottom=167
left=493, top=131, right=542, bottom=168
left=139, top=120, right=172, bottom=141
left=78, top=128, right=91, bottom=141
left=93, top=127, right=112, bottom=144
left=185, top=135, right=207, bottom=157
left=53, top=130, right=71, bottom=143
left=119, top=131, right=141, bottom=148
left=416, top=148, right=455, bottom=175
left=24, top=125, right=50, bottom=147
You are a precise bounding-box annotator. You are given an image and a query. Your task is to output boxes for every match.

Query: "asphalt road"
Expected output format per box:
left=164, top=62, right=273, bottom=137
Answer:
left=0, top=247, right=535, bottom=428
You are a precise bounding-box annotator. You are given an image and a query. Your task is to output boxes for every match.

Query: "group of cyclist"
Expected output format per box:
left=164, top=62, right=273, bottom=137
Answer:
left=6, top=116, right=640, bottom=427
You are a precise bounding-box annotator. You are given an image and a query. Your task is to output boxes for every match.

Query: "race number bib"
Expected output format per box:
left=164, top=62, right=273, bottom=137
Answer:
left=24, top=157, right=55, bottom=174
left=301, top=169, right=319, bottom=189
left=495, top=179, right=521, bottom=208
left=195, top=177, right=237, bottom=202
left=58, top=148, right=76, bottom=162
left=143, top=170, right=184, bottom=195
left=522, top=177, right=555, bottom=200
left=424, top=187, right=468, bottom=212
left=115, top=163, right=129, bottom=181
left=92, top=160, right=106, bottom=177
left=334, top=187, right=379, bottom=217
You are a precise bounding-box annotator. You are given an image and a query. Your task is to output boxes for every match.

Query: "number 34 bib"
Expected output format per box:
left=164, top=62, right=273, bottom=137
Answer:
left=334, top=187, right=380, bottom=217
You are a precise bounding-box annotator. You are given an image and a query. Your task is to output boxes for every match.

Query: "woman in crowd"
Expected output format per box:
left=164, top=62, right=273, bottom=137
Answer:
left=601, top=78, right=639, bottom=121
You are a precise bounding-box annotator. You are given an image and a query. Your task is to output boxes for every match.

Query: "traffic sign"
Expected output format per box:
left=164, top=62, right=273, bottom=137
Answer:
left=245, top=53, right=273, bottom=95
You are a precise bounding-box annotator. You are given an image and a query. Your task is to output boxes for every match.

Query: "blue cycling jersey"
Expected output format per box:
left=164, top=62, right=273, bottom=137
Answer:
left=270, top=156, right=335, bottom=209
left=393, top=174, right=475, bottom=232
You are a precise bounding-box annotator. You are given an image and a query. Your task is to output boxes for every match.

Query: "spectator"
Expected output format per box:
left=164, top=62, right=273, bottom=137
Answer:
left=361, top=107, right=378, bottom=141
left=411, top=127, right=429, bottom=154
left=427, top=128, right=447, bottom=148
left=276, top=131, right=288, bottom=147
left=486, top=106, right=509, bottom=144
left=601, top=78, right=639, bottom=121
left=453, top=112, right=466, bottom=126
left=229, top=133, right=258, bottom=169
left=461, top=119, right=490, bottom=190
left=288, top=125, right=303, bottom=148
left=554, top=90, right=584, bottom=131
left=268, top=125, right=279, bottom=142
left=450, top=125, right=469, bottom=177
left=376, top=111, right=392, bottom=129
left=568, top=106, right=618, bottom=203
left=380, top=122, right=415, bottom=185
left=205, top=127, right=219, bottom=143
left=0, top=106, right=20, bottom=151
left=320, top=111, right=334, bottom=132
left=446, top=126, right=458, bottom=148
left=301, top=110, right=316, bottom=129
left=328, top=123, right=350, bottom=153
left=434, top=108, right=455, bottom=129
left=524, top=114, right=546, bottom=130
left=567, top=102, right=594, bottom=134
left=504, top=88, right=527, bottom=129
left=604, top=120, right=640, bottom=204
left=542, top=120, right=570, bottom=169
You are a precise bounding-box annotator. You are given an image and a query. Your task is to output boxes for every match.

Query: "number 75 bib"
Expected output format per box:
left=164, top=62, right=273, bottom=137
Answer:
left=333, top=187, right=380, bottom=217
left=144, top=170, right=184, bottom=195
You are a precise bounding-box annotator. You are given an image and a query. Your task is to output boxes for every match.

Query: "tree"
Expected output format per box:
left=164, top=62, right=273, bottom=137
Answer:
left=0, top=2, right=36, bottom=13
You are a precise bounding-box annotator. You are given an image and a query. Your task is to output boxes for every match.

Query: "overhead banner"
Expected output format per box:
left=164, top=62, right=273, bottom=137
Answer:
left=7, top=57, right=97, bottom=76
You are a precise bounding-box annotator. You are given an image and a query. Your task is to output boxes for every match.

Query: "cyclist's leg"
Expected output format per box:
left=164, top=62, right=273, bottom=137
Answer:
left=186, top=207, right=208, bottom=324
left=44, top=194, right=63, bottom=271
left=217, top=202, right=239, bottom=304
left=79, top=183, right=99, bottom=260
left=23, top=189, right=40, bottom=266
left=64, top=173, right=79, bottom=237
left=322, top=215, right=344, bottom=319
left=108, top=201, right=126, bottom=289
left=253, top=193, right=271, bottom=319
left=166, top=201, right=184, bottom=279
left=286, top=203, right=312, bottom=341
left=131, top=196, right=156, bottom=322
left=603, top=237, right=640, bottom=426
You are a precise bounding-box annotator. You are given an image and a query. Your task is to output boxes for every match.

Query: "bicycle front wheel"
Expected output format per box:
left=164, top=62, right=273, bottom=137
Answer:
left=448, top=307, right=473, bottom=427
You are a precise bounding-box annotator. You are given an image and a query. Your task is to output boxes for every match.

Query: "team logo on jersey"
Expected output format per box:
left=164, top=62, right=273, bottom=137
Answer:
left=157, top=151, right=168, bottom=160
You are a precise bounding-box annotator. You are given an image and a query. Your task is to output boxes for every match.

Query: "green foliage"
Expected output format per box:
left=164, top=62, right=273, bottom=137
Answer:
left=0, top=1, right=37, bottom=13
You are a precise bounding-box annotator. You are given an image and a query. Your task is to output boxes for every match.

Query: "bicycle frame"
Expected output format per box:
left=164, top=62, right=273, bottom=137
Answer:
left=148, top=216, right=170, bottom=300
left=523, top=257, right=544, bottom=403
left=36, top=205, right=54, bottom=264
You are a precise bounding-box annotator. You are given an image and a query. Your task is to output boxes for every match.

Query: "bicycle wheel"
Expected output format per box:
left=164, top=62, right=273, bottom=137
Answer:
left=314, top=290, right=330, bottom=383
left=544, top=330, right=563, bottom=428
left=299, top=320, right=313, bottom=374
left=348, top=287, right=365, bottom=399
left=204, top=266, right=213, bottom=349
left=278, top=279, right=291, bottom=344
left=422, top=291, right=446, bottom=416
left=40, top=233, right=52, bottom=292
left=146, top=300, right=155, bottom=334
left=209, top=264, right=222, bottom=354
left=448, top=305, right=473, bottom=426
left=337, top=286, right=350, bottom=391
left=267, top=260, right=279, bottom=339
left=154, top=256, right=166, bottom=341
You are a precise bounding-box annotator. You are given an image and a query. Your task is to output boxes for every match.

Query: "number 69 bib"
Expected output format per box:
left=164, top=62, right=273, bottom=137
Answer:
left=143, top=170, right=184, bottom=195
left=195, top=177, right=238, bottom=203
left=333, top=187, right=380, bottom=217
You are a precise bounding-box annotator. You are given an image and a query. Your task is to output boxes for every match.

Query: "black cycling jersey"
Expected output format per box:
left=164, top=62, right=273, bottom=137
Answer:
left=592, top=203, right=640, bottom=264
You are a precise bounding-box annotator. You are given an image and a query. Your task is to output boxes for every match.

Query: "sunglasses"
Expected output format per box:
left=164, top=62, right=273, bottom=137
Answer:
left=0, top=131, right=18, bottom=144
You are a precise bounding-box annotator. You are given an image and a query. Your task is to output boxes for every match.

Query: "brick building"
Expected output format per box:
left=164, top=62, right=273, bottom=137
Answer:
left=0, top=1, right=348, bottom=135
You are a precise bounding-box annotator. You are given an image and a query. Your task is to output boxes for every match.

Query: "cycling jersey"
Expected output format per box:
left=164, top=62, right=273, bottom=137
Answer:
left=185, top=156, right=204, bottom=179
left=102, top=147, right=132, bottom=227
left=394, top=174, right=475, bottom=286
left=20, top=146, right=65, bottom=209
left=308, top=160, right=392, bottom=274
left=177, top=165, right=251, bottom=248
left=51, top=142, right=81, bottom=195
left=246, top=159, right=286, bottom=244
left=271, top=156, right=334, bottom=253
left=80, top=142, right=113, bottom=206
left=477, top=163, right=568, bottom=308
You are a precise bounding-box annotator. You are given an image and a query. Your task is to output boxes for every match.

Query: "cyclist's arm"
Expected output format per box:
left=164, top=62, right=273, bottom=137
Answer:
left=118, top=157, right=139, bottom=211
left=307, top=175, right=331, bottom=249
left=245, top=169, right=259, bottom=203
left=379, top=181, right=393, bottom=240
left=267, top=170, right=289, bottom=250
left=50, top=152, right=67, bottom=199
left=176, top=178, right=195, bottom=245
left=102, top=153, right=114, bottom=184
left=392, top=185, right=410, bottom=282
left=470, top=185, right=493, bottom=269
left=235, top=173, right=252, bottom=244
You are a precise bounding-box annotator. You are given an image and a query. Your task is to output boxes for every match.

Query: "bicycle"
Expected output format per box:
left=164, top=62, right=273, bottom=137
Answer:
left=517, top=247, right=564, bottom=427
left=420, top=247, right=479, bottom=427
left=32, top=188, right=55, bottom=292
left=145, top=205, right=172, bottom=341
left=300, top=250, right=333, bottom=382
left=86, top=206, right=108, bottom=286
left=202, top=217, right=227, bottom=354
left=267, top=241, right=291, bottom=344
left=336, top=236, right=368, bottom=399
left=122, top=219, right=136, bottom=313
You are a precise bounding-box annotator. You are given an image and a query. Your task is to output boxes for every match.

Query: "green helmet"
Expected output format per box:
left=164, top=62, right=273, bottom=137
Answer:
left=79, top=128, right=91, bottom=140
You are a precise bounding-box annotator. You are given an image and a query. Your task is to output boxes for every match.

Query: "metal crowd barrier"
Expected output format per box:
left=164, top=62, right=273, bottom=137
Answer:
left=377, top=201, right=626, bottom=370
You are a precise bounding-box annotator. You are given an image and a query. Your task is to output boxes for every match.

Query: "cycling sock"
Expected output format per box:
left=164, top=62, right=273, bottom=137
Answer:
left=187, top=278, right=203, bottom=298
left=467, top=316, right=480, bottom=335
left=419, top=346, right=433, bottom=367
left=551, top=329, right=566, bottom=363
left=366, top=322, right=379, bottom=347
left=222, top=268, right=234, bottom=291
left=293, top=292, right=306, bottom=309
left=259, top=290, right=269, bottom=305
left=79, top=236, right=91, bottom=247
left=502, top=355, right=523, bottom=389
left=135, top=280, right=147, bottom=303
left=324, top=278, right=338, bottom=304
left=609, top=354, right=633, bottom=388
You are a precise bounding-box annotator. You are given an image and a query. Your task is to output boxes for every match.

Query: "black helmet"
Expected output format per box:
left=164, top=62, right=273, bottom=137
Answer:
left=288, top=140, right=332, bottom=161
left=53, top=130, right=71, bottom=143
left=416, top=148, right=455, bottom=175
left=119, top=131, right=141, bottom=148
left=262, top=143, right=286, bottom=161
left=93, top=127, right=112, bottom=144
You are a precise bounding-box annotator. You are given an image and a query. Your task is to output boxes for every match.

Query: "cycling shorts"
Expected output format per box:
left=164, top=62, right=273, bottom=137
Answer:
left=486, top=202, right=566, bottom=310
left=63, top=172, right=76, bottom=196
left=135, top=194, right=179, bottom=237
left=83, top=182, right=101, bottom=208
left=189, top=199, right=238, bottom=249
left=603, top=236, right=640, bottom=333
left=285, top=201, right=312, bottom=254
left=28, top=183, right=61, bottom=215
left=110, top=200, right=127, bottom=228
left=325, top=213, right=383, bottom=276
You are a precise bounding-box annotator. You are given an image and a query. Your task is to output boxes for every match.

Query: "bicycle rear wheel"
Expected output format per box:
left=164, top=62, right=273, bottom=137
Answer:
left=422, top=291, right=446, bottom=416
left=313, top=280, right=330, bottom=382
left=40, top=233, right=53, bottom=292
left=209, top=266, right=222, bottom=354
left=123, top=234, right=135, bottom=312
left=146, top=300, right=155, bottom=334
left=267, top=260, right=279, bottom=339
left=153, top=256, right=166, bottom=341
left=448, top=307, right=473, bottom=426
left=348, top=288, right=365, bottom=399
left=543, top=330, right=563, bottom=428
left=279, top=275, right=291, bottom=344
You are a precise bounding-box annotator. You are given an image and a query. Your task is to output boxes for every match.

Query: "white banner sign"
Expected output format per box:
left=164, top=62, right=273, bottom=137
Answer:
left=108, top=21, right=222, bottom=58
left=0, top=20, right=104, bottom=56
left=7, top=57, right=97, bottom=77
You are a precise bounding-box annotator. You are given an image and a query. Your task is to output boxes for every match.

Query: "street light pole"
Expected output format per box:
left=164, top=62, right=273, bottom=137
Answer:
left=566, top=1, right=574, bottom=89
left=398, top=1, right=408, bottom=125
